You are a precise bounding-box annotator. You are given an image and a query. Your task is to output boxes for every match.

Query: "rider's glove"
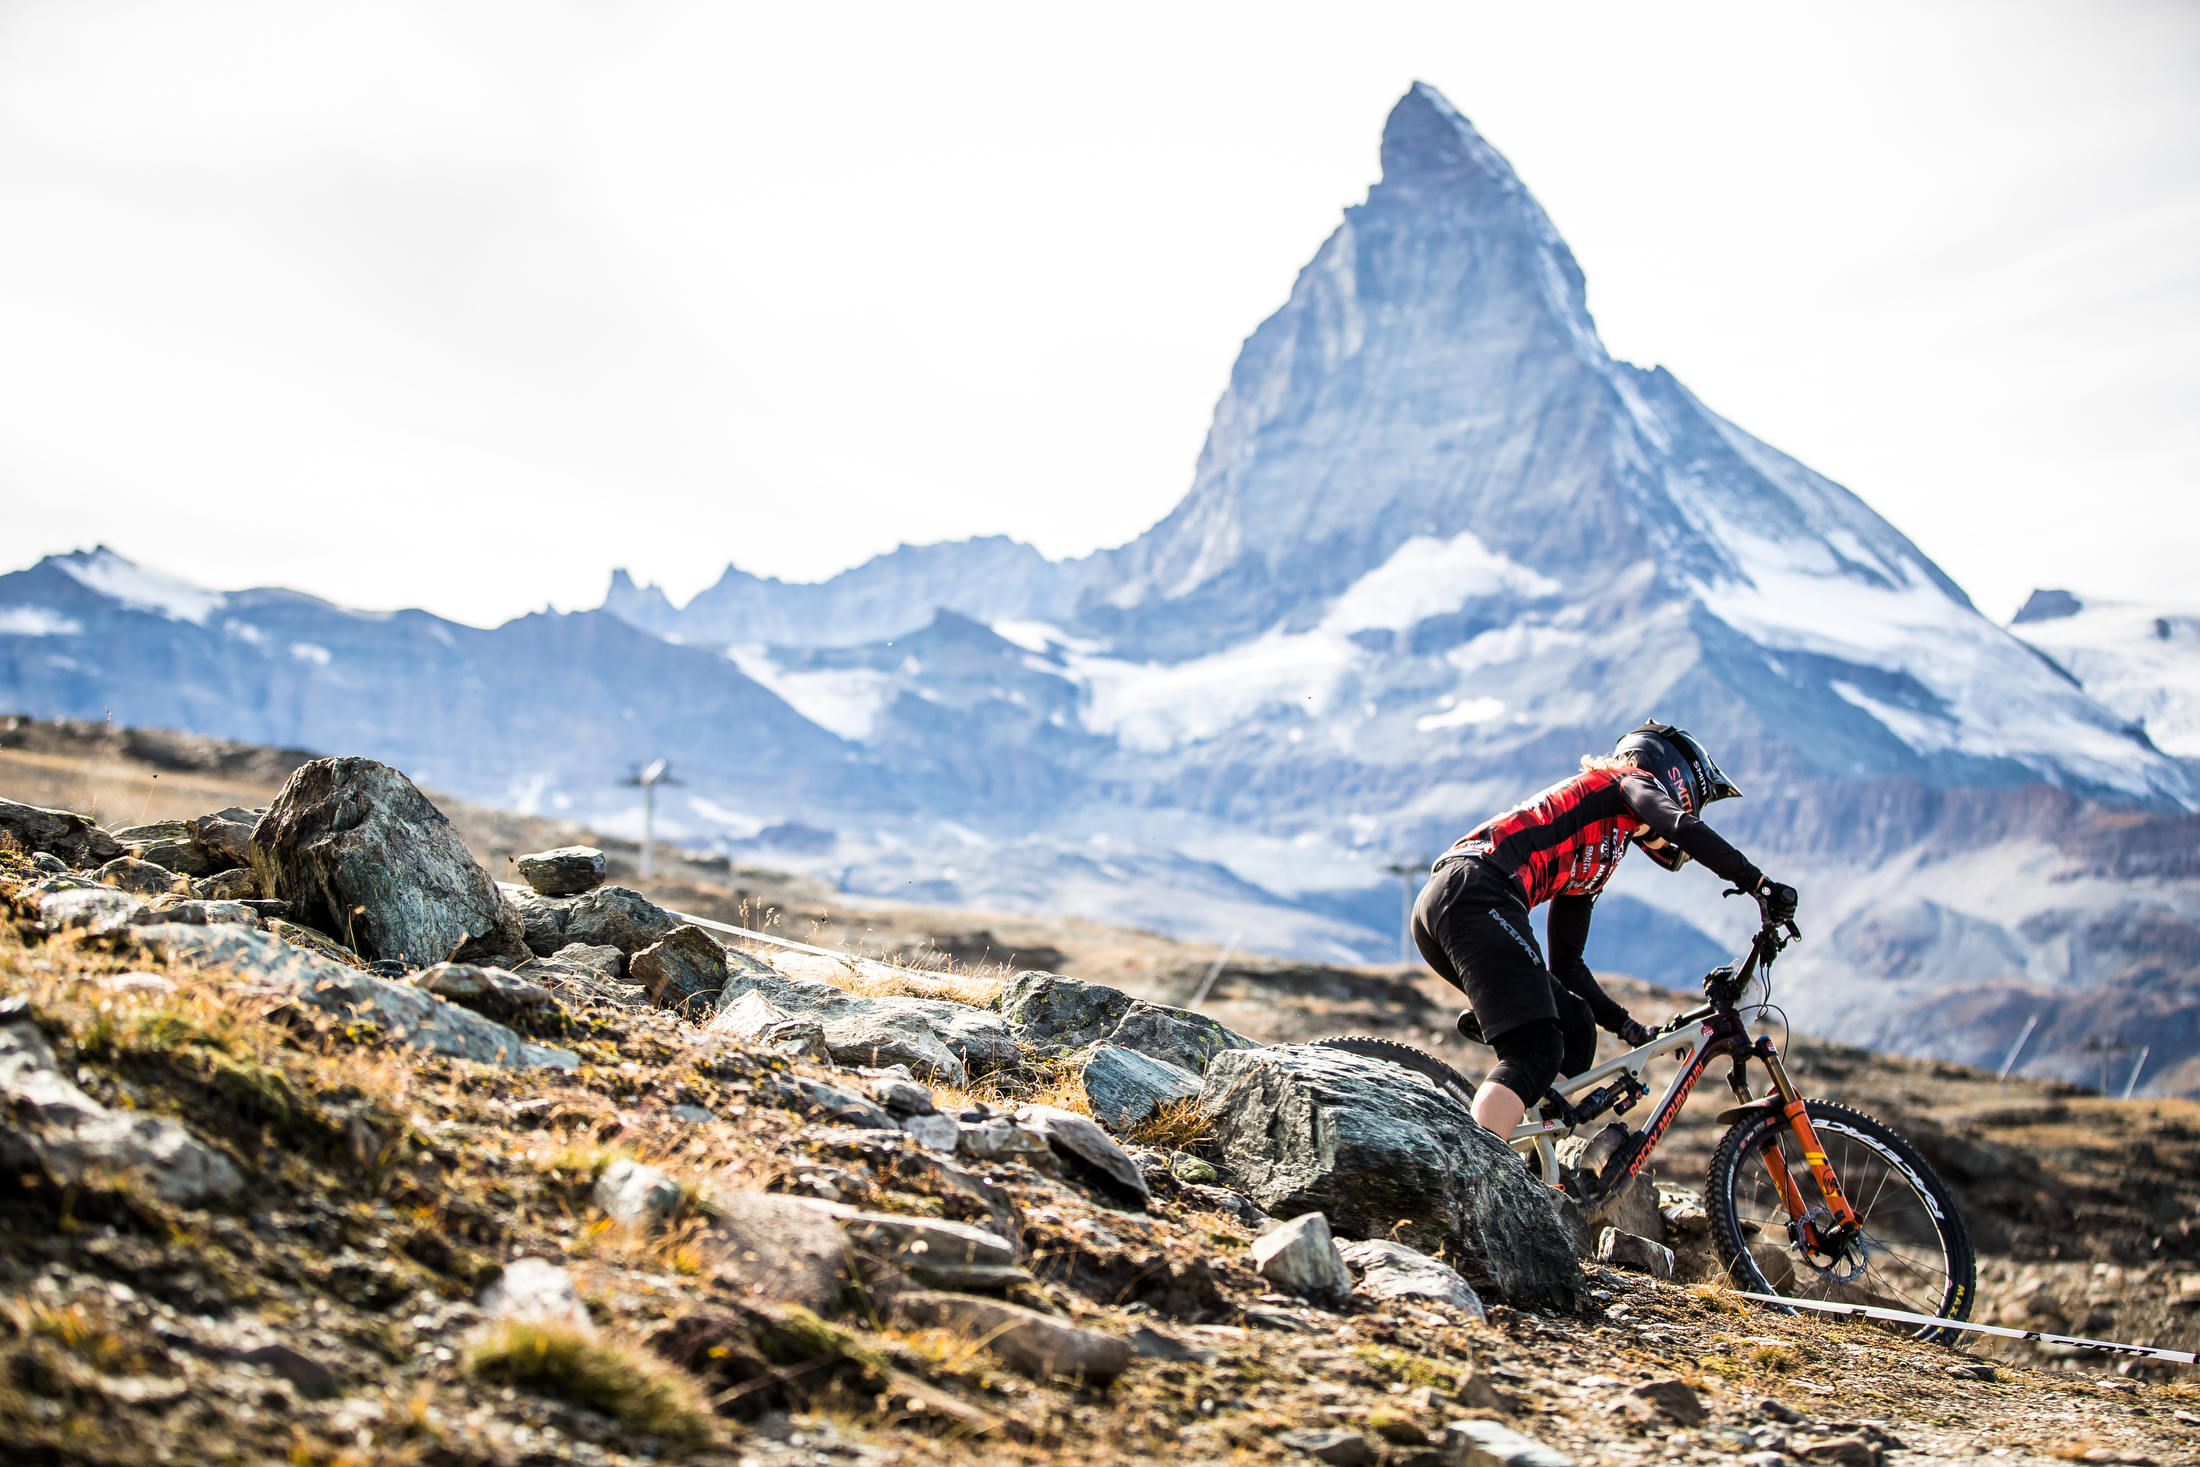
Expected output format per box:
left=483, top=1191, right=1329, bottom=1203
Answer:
left=1754, top=875, right=1799, bottom=926
left=1616, top=1017, right=1656, bottom=1048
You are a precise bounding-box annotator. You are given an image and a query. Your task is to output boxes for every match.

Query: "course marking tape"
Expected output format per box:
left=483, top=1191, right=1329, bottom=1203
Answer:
left=1737, top=1292, right=2197, bottom=1365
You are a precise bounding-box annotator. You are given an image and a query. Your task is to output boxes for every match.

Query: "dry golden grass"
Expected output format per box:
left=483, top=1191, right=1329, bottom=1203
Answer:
left=739, top=948, right=1005, bottom=1008
left=1124, top=1096, right=1213, bottom=1152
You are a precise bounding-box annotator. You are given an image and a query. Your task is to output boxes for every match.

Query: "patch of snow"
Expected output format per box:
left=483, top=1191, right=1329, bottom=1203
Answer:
left=1416, top=696, right=1506, bottom=732
left=725, top=646, right=892, bottom=740
left=2012, top=596, right=2200, bottom=759
left=1690, top=517, right=2188, bottom=803
left=54, top=549, right=224, bottom=624
left=0, top=606, right=80, bottom=637
left=1073, top=628, right=1362, bottom=753
left=1320, top=531, right=1557, bottom=635
left=222, top=620, right=265, bottom=645
left=288, top=642, right=332, bottom=666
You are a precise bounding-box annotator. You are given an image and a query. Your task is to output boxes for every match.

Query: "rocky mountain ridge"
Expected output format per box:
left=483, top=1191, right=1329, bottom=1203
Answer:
left=4, top=84, right=2197, bottom=1096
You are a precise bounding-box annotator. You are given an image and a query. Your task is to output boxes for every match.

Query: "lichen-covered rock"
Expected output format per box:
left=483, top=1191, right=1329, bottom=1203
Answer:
left=248, top=757, right=526, bottom=967
left=1017, top=1104, right=1149, bottom=1203
left=891, top=1291, right=1130, bottom=1382
left=512, top=956, right=649, bottom=1009
left=192, top=867, right=261, bottom=901
left=133, top=923, right=577, bottom=1069
left=1337, top=1239, right=1486, bottom=1317
left=995, top=970, right=1140, bottom=1052
left=1108, top=1000, right=1259, bottom=1075
left=628, top=924, right=729, bottom=1012
left=552, top=942, right=624, bottom=977
left=706, top=1192, right=856, bottom=1313
left=514, top=846, right=606, bottom=896
left=709, top=956, right=1016, bottom=1083
left=94, top=856, right=192, bottom=898
left=595, top=1158, right=681, bottom=1225
left=821, top=1012, right=966, bottom=1085
left=142, top=899, right=260, bottom=928
left=36, top=884, right=147, bottom=935
left=410, top=962, right=557, bottom=1023
left=1249, top=1211, right=1352, bottom=1304
left=560, top=885, right=680, bottom=955
left=1081, top=1044, right=1201, bottom=1131
left=189, top=807, right=260, bottom=870
left=0, top=1006, right=242, bottom=1205
left=1199, top=1044, right=1580, bottom=1309
left=0, top=798, right=122, bottom=867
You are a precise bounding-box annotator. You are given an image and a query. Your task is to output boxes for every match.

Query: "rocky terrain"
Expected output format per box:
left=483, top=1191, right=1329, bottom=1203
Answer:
left=0, top=746, right=2194, bottom=1467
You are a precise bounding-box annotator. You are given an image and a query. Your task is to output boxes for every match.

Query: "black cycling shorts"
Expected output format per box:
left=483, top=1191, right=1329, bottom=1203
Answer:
left=1413, top=856, right=1597, bottom=1094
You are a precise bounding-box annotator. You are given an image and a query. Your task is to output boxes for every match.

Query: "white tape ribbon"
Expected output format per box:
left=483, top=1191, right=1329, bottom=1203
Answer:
left=1738, top=1292, right=2197, bottom=1365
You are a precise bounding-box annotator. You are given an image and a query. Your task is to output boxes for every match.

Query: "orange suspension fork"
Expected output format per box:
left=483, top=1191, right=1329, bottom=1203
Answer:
left=1755, top=1048, right=1860, bottom=1241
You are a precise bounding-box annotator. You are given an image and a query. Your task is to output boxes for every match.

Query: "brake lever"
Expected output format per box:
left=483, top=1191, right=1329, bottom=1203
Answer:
left=1723, top=885, right=1801, bottom=943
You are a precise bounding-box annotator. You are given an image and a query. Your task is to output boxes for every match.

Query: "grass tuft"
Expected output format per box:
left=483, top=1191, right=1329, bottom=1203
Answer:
left=465, top=1319, right=715, bottom=1450
left=1126, top=1096, right=1213, bottom=1152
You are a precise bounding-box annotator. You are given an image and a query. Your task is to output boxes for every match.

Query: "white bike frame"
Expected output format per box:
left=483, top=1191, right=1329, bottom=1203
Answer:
left=1506, top=1019, right=1713, bottom=1181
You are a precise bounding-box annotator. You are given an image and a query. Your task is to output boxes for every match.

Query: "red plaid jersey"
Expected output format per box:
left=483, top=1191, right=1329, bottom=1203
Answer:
left=1441, top=767, right=1655, bottom=908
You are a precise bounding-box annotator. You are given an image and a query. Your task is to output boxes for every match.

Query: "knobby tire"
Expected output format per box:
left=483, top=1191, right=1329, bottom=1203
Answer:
left=1312, top=1036, right=1478, bottom=1111
left=1706, top=1097, right=1976, bottom=1344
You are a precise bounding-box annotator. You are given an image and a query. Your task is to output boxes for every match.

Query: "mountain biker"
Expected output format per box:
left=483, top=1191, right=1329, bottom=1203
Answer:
left=1412, top=722, right=1799, bottom=1143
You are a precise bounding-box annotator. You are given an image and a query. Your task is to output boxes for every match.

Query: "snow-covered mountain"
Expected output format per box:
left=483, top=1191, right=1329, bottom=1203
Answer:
left=6, top=83, right=2197, bottom=1091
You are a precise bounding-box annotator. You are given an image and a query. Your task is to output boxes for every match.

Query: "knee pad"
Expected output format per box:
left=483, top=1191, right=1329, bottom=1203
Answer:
left=1554, top=990, right=1598, bottom=1078
left=1485, top=1018, right=1565, bottom=1103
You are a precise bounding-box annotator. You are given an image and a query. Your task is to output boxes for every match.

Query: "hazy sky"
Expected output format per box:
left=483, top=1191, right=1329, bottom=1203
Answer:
left=2, top=1, right=2194, bottom=627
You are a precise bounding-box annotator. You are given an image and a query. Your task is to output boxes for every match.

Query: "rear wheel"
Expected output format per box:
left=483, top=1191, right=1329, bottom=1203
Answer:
left=1706, top=1098, right=1975, bottom=1342
left=1312, top=1036, right=1478, bottom=1111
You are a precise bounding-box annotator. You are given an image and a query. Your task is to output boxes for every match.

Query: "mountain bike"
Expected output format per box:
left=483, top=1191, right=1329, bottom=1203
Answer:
left=1318, top=899, right=1976, bottom=1341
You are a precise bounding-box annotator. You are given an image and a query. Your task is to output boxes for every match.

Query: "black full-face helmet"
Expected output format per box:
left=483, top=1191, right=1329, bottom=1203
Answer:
left=1614, top=721, right=1743, bottom=870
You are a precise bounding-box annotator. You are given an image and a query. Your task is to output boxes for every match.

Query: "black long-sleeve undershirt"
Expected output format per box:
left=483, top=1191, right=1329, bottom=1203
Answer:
left=1615, top=773, right=1762, bottom=890
left=1546, top=895, right=1631, bottom=1033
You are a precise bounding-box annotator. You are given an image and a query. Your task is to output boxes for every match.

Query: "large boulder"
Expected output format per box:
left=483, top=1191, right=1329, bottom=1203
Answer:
left=0, top=799, right=122, bottom=868
left=1198, top=1045, right=1581, bottom=1310
left=0, top=1004, right=242, bottom=1205
left=248, top=758, right=525, bottom=967
left=134, top=923, right=577, bottom=1069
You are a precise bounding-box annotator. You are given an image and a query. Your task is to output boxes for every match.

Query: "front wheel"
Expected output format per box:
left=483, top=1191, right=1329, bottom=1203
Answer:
left=1706, top=1098, right=1975, bottom=1343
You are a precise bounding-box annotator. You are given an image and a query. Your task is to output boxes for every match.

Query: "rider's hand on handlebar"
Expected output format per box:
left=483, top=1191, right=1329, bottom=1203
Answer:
left=1753, top=876, right=1799, bottom=927
left=1616, top=1017, right=1657, bottom=1048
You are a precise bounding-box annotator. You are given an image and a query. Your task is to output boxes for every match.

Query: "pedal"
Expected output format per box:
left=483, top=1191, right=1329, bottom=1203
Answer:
left=1578, top=1121, right=1632, bottom=1179
left=1455, top=1009, right=1487, bottom=1046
